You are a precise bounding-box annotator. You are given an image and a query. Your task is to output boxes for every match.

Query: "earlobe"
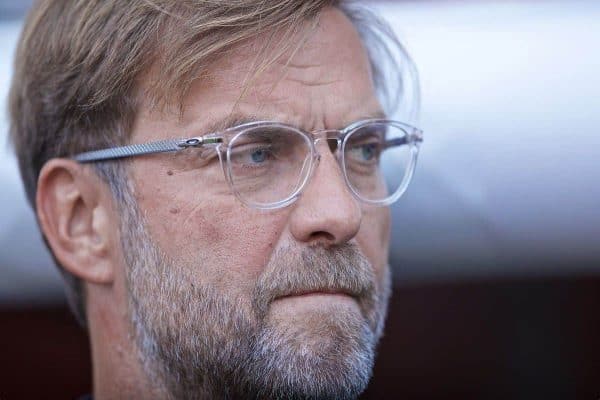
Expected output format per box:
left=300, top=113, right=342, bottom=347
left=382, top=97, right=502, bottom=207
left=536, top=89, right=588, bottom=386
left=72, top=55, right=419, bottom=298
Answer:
left=37, top=159, right=116, bottom=285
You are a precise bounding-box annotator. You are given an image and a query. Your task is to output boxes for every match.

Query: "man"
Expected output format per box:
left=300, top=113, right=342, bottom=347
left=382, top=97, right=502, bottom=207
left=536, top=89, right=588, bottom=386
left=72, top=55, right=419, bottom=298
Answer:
left=9, top=0, right=421, bottom=399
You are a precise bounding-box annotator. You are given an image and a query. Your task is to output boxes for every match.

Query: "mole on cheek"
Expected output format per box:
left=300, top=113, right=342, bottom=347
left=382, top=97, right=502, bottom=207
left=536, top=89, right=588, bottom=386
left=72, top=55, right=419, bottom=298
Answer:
left=170, top=208, right=180, bottom=215
left=167, top=170, right=174, bottom=176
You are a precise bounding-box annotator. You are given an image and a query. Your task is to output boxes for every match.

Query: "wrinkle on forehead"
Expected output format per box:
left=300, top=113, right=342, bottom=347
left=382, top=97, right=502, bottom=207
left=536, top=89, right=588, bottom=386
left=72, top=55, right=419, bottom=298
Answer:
left=282, top=61, right=324, bottom=69
left=282, top=77, right=344, bottom=88
left=172, top=7, right=382, bottom=134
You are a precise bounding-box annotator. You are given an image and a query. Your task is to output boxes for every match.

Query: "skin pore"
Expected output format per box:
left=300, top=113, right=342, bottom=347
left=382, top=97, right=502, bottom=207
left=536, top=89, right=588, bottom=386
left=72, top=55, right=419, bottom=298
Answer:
left=38, top=6, right=392, bottom=400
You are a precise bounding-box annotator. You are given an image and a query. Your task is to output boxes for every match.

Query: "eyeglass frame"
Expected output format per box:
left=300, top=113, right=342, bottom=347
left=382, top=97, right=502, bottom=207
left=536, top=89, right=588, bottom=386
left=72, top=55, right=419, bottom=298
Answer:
left=73, top=118, right=423, bottom=210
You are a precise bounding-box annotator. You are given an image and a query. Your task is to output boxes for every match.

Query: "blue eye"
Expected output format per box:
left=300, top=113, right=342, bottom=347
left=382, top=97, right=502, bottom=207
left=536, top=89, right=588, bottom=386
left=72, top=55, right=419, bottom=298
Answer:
left=360, top=143, right=378, bottom=161
left=251, top=148, right=268, bottom=163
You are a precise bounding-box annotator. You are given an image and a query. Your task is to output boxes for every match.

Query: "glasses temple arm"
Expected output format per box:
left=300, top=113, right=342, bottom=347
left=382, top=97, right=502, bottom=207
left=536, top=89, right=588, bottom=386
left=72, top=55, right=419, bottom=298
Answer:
left=73, top=137, right=221, bottom=163
left=382, top=131, right=423, bottom=150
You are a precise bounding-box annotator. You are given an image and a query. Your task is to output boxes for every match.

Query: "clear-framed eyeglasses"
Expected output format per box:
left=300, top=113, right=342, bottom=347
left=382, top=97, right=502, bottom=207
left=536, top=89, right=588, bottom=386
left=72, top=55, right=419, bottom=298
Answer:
left=74, top=119, right=423, bottom=210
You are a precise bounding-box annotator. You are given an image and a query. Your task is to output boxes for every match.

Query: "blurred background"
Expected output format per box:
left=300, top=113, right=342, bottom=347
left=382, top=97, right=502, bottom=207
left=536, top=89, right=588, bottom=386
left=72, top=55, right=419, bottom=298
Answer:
left=1, top=0, right=599, bottom=399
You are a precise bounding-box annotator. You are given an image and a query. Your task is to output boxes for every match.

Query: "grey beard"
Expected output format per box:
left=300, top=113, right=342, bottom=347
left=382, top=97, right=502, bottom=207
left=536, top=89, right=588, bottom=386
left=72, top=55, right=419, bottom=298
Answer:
left=121, top=200, right=391, bottom=400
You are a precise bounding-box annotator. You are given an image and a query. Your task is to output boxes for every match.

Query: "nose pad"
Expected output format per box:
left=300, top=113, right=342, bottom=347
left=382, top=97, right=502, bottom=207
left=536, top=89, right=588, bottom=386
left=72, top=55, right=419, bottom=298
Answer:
left=312, top=134, right=344, bottom=181
left=298, top=132, right=346, bottom=201
left=326, top=138, right=338, bottom=154
left=314, top=135, right=341, bottom=157
left=294, top=153, right=315, bottom=193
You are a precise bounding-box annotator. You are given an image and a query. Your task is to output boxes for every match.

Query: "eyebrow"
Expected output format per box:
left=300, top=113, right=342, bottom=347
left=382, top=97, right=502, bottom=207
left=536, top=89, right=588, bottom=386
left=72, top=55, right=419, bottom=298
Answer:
left=192, top=109, right=388, bottom=137
left=195, top=113, right=274, bottom=136
left=354, top=110, right=387, bottom=123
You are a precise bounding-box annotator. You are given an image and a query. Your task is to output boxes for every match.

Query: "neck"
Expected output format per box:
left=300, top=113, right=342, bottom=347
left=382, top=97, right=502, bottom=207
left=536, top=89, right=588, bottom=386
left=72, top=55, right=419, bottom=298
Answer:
left=86, top=285, right=167, bottom=399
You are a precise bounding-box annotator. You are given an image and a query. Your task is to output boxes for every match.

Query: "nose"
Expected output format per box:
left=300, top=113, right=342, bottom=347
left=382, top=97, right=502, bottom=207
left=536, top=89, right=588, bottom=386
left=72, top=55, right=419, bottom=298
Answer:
left=288, top=140, right=362, bottom=247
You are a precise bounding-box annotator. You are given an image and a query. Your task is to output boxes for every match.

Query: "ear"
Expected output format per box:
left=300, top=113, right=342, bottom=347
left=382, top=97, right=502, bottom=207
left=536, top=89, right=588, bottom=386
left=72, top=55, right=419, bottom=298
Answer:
left=36, top=159, right=117, bottom=285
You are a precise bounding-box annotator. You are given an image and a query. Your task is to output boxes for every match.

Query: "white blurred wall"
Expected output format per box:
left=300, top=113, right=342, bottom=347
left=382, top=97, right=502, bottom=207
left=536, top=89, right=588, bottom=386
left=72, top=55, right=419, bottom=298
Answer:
left=1, top=1, right=599, bottom=304
left=377, top=0, right=600, bottom=280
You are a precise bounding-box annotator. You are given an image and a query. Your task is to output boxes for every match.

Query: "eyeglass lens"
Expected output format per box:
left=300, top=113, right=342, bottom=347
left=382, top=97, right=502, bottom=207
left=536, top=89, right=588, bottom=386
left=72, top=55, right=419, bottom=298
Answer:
left=227, top=122, right=413, bottom=207
left=228, top=126, right=313, bottom=206
left=344, top=122, right=412, bottom=203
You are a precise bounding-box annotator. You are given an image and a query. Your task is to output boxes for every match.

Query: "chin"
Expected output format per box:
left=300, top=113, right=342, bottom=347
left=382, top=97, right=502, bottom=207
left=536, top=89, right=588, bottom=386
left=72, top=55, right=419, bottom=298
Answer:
left=236, top=305, right=376, bottom=400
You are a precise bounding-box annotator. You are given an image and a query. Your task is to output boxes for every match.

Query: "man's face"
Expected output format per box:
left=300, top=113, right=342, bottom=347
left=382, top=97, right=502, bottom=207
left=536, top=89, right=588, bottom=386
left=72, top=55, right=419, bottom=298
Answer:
left=119, top=7, right=392, bottom=399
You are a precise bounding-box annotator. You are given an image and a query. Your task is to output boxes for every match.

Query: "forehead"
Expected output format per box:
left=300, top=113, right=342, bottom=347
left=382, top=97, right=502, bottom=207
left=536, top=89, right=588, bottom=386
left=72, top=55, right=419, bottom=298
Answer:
left=136, top=7, right=381, bottom=138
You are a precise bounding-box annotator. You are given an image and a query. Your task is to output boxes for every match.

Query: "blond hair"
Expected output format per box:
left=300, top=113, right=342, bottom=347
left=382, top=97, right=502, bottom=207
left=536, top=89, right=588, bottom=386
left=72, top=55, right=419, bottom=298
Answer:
left=9, top=0, right=417, bottom=325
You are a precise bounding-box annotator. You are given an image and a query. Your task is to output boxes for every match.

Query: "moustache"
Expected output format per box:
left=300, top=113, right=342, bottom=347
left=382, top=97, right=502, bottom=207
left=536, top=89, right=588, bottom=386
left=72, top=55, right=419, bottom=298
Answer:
left=252, top=243, right=377, bottom=318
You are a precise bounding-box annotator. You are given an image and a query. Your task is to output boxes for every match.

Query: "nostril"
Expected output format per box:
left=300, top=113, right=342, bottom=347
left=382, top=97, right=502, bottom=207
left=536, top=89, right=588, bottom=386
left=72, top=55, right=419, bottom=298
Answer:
left=309, top=231, right=336, bottom=244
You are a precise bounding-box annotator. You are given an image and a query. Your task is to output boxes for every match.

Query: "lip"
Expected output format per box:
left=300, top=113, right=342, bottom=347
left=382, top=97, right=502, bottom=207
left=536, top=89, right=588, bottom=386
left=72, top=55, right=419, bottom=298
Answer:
left=275, top=290, right=355, bottom=301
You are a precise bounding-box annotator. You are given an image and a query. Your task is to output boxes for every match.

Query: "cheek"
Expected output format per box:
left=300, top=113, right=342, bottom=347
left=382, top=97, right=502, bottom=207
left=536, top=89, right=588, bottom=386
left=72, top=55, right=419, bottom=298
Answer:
left=357, top=206, right=391, bottom=277
left=133, top=170, right=286, bottom=291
